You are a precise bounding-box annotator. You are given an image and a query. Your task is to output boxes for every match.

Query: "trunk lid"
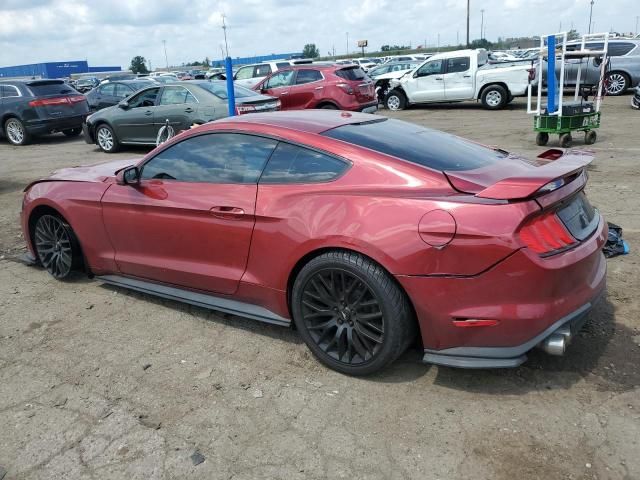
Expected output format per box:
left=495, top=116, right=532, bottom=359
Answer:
left=445, top=148, right=594, bottom=200
left=335, top=66, right=376, bottom=102
left=235, top=94, right=280, bottom=114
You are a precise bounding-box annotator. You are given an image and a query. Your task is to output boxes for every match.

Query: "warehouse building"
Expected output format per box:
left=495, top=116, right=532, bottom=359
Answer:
left=0, top=61, right=121, bottom=79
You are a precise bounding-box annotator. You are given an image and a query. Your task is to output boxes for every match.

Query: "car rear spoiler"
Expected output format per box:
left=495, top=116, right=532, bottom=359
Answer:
left=475, top=149, right=593, bottom=200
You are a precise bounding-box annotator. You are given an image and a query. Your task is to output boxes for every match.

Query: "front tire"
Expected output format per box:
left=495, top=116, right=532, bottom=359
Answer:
left=385, top=90, right=406, bottom=111
left=95, top=124, right=119, bottom=153
left=291, top=251, right=415, bottom=376
left=4, top=117, right=30, bottom=146
left=33, top=214, right=82, bottom=279
left=481, top=85, right=508, bottom=110
left=536, top=132, right=549, bottom=146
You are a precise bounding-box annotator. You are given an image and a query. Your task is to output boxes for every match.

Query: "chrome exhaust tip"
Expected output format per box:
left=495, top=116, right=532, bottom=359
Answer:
left=539, top=334, right=566, bottom=356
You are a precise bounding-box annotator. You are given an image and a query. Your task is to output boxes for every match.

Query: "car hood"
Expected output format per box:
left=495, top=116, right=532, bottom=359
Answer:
left=25, top=159, right=136, bottom=191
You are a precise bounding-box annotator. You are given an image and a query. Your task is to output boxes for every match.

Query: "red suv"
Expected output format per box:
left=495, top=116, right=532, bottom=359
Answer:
left=253, top=65, right=377, bottom=112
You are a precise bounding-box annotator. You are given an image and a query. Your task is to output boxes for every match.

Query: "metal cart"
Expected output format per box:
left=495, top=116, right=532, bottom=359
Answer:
left=527, top=32, right=609, bottom=148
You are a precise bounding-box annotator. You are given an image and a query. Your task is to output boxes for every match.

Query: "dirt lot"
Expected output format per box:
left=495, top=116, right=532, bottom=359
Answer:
left=1, top=95, right=639, bottom=480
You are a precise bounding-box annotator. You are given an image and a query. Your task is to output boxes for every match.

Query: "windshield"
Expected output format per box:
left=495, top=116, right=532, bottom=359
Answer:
left=196, top=81, right=257, bottom=99
left=323, top=118, right=507, bottom=171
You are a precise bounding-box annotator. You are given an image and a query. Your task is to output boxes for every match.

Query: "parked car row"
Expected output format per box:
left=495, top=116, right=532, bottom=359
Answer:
left=83, top=81, right=280, bottom=152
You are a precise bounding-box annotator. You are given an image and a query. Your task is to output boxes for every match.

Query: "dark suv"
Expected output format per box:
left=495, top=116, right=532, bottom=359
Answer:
left=0, top=79, right=89, bottom=145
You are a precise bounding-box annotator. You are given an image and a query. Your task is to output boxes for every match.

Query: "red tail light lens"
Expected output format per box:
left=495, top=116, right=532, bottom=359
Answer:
left=519, top=211, right=577, bottom=255
left=29, top=95, right=86, bottom=107
left=336, top=82, right=355, bottom=95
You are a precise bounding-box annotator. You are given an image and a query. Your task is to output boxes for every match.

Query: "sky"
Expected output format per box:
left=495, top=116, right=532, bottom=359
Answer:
left=0, top=0, right=637, bottom=68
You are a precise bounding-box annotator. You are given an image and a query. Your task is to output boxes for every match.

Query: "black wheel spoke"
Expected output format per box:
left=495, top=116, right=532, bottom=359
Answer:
left=34, top=215, right=74, bottom=279
left=301, top=268, right=384, bottom=365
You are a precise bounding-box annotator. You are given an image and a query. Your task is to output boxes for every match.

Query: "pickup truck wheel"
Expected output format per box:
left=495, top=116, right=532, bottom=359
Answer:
left=481, top=85, right=508, bottom=109
left=385, top=90, right=406, bottom=111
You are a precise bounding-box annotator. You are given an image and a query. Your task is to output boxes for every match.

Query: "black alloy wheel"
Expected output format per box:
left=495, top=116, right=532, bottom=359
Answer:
left=292, top=251, right=415, bottom=375
left=33, top=214, right=79, bottom=279
left=301, top=268, right=384, bottom=364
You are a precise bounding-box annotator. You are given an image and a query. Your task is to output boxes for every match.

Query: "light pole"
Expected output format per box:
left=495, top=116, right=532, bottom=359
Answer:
left=588, top=0, right=594, bottom=34
left=635, top=15, right=639, bottom=36
left=162, top=40, right=168, bottom=70
left=346, top=32, right=349, bottom=55
left=466, top=0, right=470, bottom=47
left=480, top=9, right=484, bottom=40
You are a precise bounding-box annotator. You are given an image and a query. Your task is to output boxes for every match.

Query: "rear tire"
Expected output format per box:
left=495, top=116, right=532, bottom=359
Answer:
left=4, top=117, right=30, bottom=146
left=585, top=130, right=597, bottom=145
left=320, top=104, right=338, bottom=110
left=481, top=85, right=508, bottom=110
left=32, top=214, right=83, bottom=280
left=63, top=128, right=82, bottom=137
left=604, top=72, right=629, bottom=96
left=291, top=251, right=416, bottom=376
left=559, top=133, right=572, bottom=148
left=95, top=124, right=119, bottom=153
left=385, top=90, right=406, bottom=111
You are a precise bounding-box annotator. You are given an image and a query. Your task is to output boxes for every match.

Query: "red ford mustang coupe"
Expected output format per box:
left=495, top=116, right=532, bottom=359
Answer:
left=21, top=111, right=607, bottom=375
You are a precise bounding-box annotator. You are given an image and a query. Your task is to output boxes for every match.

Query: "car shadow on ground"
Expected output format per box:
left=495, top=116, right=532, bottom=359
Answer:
left=98, top=281, right=639, bottom=395
left=364, top=296, right=640, bottom=394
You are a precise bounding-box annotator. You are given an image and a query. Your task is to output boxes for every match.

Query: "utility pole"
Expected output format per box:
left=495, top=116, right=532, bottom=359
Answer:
left=221, top=14, right=230, bottom=57
left=457, top=30, right=459, bottom=45
left=346, top=32, right=349, bottom=55
left=635, top=16, right=639, bottom=36
left=162, top=40, right=168, bottom=70
left=437, top=33, right=440, bottom=51
left=588, top=0, right=594, bottom=34
left=466, top=0, right=470, bottom=47
left=481, top=9, right=485, bottom=40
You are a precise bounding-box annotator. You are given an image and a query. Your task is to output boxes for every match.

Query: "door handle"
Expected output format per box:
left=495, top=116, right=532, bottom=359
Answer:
left=463, top=75, right=471, bottom=78
left=144, top=110, right=153, bottom=116
left=184, top=108, right=194, bottom=113
left=314, top=86, right=324, bottom=90
left=280, top=92, right=288, bottom=95
left=210, top=206, right=245, bottom=218
left=435, top=77, right=443, bottom=80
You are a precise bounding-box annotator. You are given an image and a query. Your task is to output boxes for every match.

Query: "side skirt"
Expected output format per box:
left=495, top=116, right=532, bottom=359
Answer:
left=97, top=274, right=291, bottom=327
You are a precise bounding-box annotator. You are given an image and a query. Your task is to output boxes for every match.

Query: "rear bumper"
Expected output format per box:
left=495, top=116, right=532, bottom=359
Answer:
left=25, top=114, right=86, bottom=135
left=397, top=215, right=608, bottom=368
left=82, top=122, right=95, bottom=144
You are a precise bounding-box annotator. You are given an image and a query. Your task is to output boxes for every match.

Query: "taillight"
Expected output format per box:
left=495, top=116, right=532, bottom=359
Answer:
left=336, top=83, right=354, bottom=95
left=519, top=211, right=577, bottom=255
left=29, top=95, right=85, bottom=107
left=235, top=104, right=256, bottom=115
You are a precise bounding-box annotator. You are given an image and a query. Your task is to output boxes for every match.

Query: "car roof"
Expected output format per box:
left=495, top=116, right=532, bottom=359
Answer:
left=208, top=110, right=378, bottom=135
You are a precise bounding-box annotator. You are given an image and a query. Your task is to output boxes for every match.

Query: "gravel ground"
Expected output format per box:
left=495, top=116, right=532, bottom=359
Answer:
left=0, top=95, right=639, bottom=480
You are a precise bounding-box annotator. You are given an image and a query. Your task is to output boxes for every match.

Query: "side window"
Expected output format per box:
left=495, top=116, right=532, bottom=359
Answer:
left=100, top=83, right=116, bottom=96
left=265, top=70, right=295, bottom=89
left=446, top=57, right=470, bottom=73
left=235, top=66, right=254, bottom=80
left=0, top=85, right=19, bottom=98
left=0, top=86, right=6, bottom=98
left=608, top=42, right=635, bottom=56
left=254, top=64, right=272, bottom=77
left=114, top=84, right=132, bottom=98
left=128, top=88, right=160, bottom=108
left=416, top=60, right=443, bottom=77
left=260, top=143, right=349, bottom=184
left=159, top=86, right=191, bottom=105
left=295, top=69, right=322, bottom=85
left=141, top=134, right=277, bottom=184
left=276, top=62, right=291, bottom=69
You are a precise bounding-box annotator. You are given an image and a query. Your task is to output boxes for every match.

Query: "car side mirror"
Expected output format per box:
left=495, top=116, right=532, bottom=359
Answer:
left=116, top=166, right=140, bottom=186
left=118, top=100, right=129, bottom=109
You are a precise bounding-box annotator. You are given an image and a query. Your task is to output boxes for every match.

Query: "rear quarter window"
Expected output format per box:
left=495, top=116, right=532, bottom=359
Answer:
left=608, top=42, right=635, bottom=56
left=322, top=118, right=507, bottom=171
left=260, top=143, right=349, bottom=183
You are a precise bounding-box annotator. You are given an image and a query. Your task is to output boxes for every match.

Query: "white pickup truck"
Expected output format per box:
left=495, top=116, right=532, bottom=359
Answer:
left=385, top=49, right=534, bottom=110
